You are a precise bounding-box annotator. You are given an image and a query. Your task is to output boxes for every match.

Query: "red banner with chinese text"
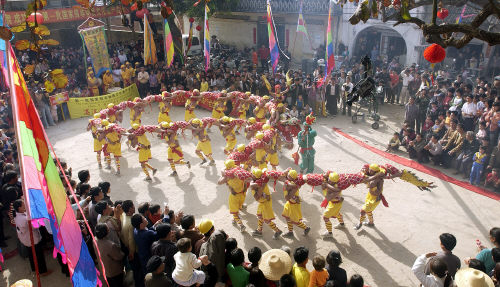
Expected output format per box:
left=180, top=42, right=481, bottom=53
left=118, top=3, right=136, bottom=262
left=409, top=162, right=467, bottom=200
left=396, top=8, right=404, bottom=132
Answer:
left=4, top=6, right=128, bottom=27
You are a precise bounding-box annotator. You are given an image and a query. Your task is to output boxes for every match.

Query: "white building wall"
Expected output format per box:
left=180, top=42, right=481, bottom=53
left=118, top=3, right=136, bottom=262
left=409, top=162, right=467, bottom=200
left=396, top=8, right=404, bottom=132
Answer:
left=208, top=18, right=256, bottom=49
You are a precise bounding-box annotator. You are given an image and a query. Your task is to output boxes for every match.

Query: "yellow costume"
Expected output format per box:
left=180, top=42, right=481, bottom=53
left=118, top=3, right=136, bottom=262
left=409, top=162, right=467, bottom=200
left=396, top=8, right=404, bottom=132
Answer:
left=105, top=130, right=121, bottom=157
left=212, top=101, right=225, bottom=119
left=323, top=189, right=343, bottom=219
left=362, top=188, right=381, bottom=213
left=237, top=103, right=249, bottom=120
left=130, top=109, right=142, bottom=126
left=108, top=114, right=117, bottom=123
left=196, top=136, right=212, bottom=156
left=137, top=134, right=152, bottom=163
left=87, top=74, right=99, bottom=96
left=158, top=102, right=171, bottom=124
left=254, top=106, right=266, bottom=123
left=256, top=148, right=268, bottom=169
left=266, top=133, right=279, bottom=167
left=254, top=185, right=275, bottom=222
left=185, top=99, right=196, bottom=121
left=121, top=67, right=131, bottom=87
left=228, top=177, right=246, bottom=214
left=282, top=189, right=303, bottom=224
left=167, top=136, right=184, bottom=162
left=92, top=125, right=105, bottom=153
left=102, top=71, right=114, bottom=94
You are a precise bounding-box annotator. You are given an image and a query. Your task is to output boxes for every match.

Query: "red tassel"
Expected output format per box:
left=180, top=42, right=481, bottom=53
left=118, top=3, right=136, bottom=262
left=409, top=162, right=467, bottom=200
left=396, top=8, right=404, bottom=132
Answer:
left=292, top=152, right=299, bottom=165
left=320, top=199, right=328, bottom=208
left=193, top=0, right=202, bottom=7
left=381, top=194, right=389, bottom=207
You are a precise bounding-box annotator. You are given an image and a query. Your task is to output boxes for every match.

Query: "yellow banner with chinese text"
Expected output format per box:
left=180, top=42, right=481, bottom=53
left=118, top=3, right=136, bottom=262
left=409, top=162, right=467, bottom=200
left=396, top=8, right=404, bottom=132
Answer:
left=67, top=84, right=138, bottom=119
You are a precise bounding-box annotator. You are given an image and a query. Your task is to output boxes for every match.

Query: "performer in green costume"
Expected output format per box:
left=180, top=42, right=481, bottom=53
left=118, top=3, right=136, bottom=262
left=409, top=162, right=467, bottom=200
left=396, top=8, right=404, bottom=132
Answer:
left=298, top=113, right=317, bottom=174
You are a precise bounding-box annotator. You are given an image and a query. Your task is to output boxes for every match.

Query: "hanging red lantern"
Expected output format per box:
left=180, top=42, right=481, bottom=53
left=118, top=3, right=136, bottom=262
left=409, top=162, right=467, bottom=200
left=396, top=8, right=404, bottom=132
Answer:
left=26, top=12, right=44, bottom=24
left=189, top=17, right=195, bottom=23
left=196, top=25, right=202, bottom=31
left=423, top=44, right=446, bottom=63
left=437, top=8, right=449, bottom=20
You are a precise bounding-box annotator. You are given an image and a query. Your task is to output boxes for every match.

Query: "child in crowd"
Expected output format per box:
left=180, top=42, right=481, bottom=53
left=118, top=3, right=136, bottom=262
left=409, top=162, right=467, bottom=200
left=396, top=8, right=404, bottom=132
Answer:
left=308, top=255, right=329, bottom=287
left=470, top=146, right=487, bottom=186
left=485, top=168, right=500, bottom=190
left=292, top=247, right=309, bottom=287
left=172, top=238, right=210, bottom=287
left=290, top=106, right=299, bottom=119
left=296, top=95, right=304, bottom=112
left=386, top=132, right=400, bottom=152
left=476, top=121, right=487, bottom=141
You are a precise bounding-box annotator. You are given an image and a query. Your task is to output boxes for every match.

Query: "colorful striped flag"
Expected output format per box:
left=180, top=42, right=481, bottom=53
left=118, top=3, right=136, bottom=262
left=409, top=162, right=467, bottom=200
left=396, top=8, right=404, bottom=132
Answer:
left=144, top=14, right=157, bottom=66
left=204, top=4, right=210, bottom=72
left=318, top=1, right=335, bottom=87
left=267, top=0, right=279, bottom=74
left=164, top=19, right=174, bottom=67
left=456, top=4, right=466, bottom=23
left=296, top=1, right=309, bottom=37
left=7, top=45, right=100, bottom=287
left=186, top=20, right=194, bottom=55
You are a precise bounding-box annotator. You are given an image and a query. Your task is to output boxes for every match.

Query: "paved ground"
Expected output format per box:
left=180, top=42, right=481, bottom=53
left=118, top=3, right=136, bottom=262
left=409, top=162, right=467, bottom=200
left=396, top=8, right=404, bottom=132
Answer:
left=1, top=103, right=499, bottom=287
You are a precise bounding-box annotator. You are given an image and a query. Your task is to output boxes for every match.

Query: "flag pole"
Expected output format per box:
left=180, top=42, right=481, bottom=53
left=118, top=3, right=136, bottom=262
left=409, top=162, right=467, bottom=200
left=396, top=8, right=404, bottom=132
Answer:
left=5, top=37, right=43, bottom=287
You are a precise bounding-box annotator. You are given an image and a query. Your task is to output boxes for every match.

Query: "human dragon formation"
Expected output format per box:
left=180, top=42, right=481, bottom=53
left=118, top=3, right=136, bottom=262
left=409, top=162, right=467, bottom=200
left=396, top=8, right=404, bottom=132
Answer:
left=86, top=89, right=434, bottom=239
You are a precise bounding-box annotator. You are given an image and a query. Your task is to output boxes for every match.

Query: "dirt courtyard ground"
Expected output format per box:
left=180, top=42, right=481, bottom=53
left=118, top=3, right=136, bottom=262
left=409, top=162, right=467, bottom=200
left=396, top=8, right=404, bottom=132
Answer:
left=1, top=103, right=499, bottom=287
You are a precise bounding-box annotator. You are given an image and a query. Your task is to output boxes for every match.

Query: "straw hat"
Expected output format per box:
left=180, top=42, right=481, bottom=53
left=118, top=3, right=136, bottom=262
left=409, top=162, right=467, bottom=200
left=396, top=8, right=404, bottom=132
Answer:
left=455, top=268, right=494, bottom=287
left=259, top=249, right=292, bottom=281
left=11, top=280, right=33, bottom=287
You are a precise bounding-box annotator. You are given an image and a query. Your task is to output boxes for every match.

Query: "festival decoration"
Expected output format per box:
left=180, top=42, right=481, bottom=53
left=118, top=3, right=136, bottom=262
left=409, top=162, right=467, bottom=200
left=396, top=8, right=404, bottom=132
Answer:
left=423, top=43, right=446, bottom=64
left=15, top=40, right=30, bottom=50
left=7, top=45, right=100, bottom=287
left=437, top=8, right=449, bottom=20
left=266, top=0, right=279, bottom=74
left=318, top=0, right=335, bottom=87
left=164, top=19, right=175, bottom=67
left=186, top=17, right=194, bottom=55
left=26, top=12, right=44, bottom=24
left=196, top=25, right=202, bottom=31
left=204, top=4, right=210, bottom=72
left=78, top=19, right=111, bottom=77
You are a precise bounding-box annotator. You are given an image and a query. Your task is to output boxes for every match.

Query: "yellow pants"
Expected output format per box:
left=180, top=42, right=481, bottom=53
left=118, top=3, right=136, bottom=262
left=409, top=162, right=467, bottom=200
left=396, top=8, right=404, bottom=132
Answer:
left=105, top=143, right=121, bottom=157
left=94, top=139, right=105, bottom=152
left=196, top=140, right=212, bottom=155
left=229, top=192, right=246, bottom=214
left=267, top=153, right=279, bottom=166
left=257, top=200, right=275, bottom=222
left=168, top=147, right=183, bottom=162
left=139, top=148, right=152, bottom=162
left=225, top=135, right=237, bottom=152
left=185, top=110, right=195, bottom=121
left=212, top=110, right=224, bottom=119
left=282, top=202, right=302, bottom=223
left=158, top=113, right=171, bottom=124
left=130, top=119, right=141, bottom=126
left=323, top=201, right=343, bottom=219
left=362, top=192, right=381, bottom=213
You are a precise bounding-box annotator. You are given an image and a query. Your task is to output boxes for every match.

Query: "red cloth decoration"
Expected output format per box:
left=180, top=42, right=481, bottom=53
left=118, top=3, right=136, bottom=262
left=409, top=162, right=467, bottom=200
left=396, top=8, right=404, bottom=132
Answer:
left=437, top=8, right=449, bottom=20
left=423, top=44, right=446, bottom=64
left=196, top=25, right=202, bottom=31
left=27, top=12, right=44, bottom=24
left=189, top=17, right=195, bottom=23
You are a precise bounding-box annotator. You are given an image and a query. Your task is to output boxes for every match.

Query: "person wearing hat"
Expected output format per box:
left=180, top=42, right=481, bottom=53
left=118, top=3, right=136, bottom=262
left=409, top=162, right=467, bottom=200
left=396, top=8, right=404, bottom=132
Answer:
left=158, top=92, right=174, bottom=124
left=103, top=121, right=126, bottom=175
left=218, top=159, right=250, bottom=232
left=102, top=69, right=114, bottom=94
left=321, top=172, right=345, bottom=238
left=250, top=168, right=283, bottom=239
left=354, top=164, right=387, bottom=230
left=87, top=70, right=100, bottom=97
left=262, top=124, right=280, bottom=170
left=455, top=267, right=495, bottom=287
left=280, top=169, right=310, bottom=237
left=164, top=122, right=191, bottom=176
left=130, top=97, right=145, bottom=127
left=184, top=89, right=202, bottom=122
left=254, top=97, right=269, bottom=123
left=144, top=255, right=173, bottom=287
left=198, top=219, right=228, bottom=284
left=210, top=95, right=227, bottom=132
left=259, top=249, right=292, bottom=282
left=298, top=113, right=317, bottom=174
left=87, top=114, right=106, bottom=168
left=227, top=144, right=251, bottom=168
left=129, top=123, right=157, bottom=181
left=189, top=118, right=215, bottom=166
left=121, top=64, right=132, bottom=87
left=235, top=92, right=251, bottom=133
left=219, top=116, right=237, bottom=155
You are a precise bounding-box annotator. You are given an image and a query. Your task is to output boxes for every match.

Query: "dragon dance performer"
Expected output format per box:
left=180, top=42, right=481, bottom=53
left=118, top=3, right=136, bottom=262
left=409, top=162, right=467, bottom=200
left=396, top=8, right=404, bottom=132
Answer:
left=189, top=118, right=215, bottom=166
left=253, top=132, right=269, bottom=170
left=158, top=91, right=174, bottom=124
left=263, top=124, right=280, bottom=170
left=209, top=95, right=227, bottom=132
left=250, top=168, right=282, bottom=239
left=235, top=92, right=251, bottom=134
left=87, top=70, right=100, bottom=97
left=120, top=64, right=132, bottom=87
left=103, top=121, right=126, bottom=175
left=270, top=84, right=289, bottom=103
left=244, top=117, right=262, bottom=140
left=87, top=113, right=106, bottom=168
left=163, top=122, right=191, bottom=176
left=129, top=124, right=158, bottom=181
left=354, top=164, right=388, bottom=230
left=217, top=159, right=250, bottom=232
left=185, top=89, right=202, bottom=121
left=297, top=114, right=317, bottom=174
left=280, top=169, right=311, bottom=237
left=228, top=144, right=251, bottom=169
left=220, top=116, right=237, bottom=155
left=254, top=96, right=270, bottom=123
left=130, top=97, right=145, bottom=126
left=321, top=172, right=345, bottom=238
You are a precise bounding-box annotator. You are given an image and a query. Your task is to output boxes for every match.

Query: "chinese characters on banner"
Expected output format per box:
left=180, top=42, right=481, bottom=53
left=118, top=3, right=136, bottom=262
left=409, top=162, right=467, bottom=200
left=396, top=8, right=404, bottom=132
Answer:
left=4, top=6, right=127, bottom=27
left=67, top=84, right=139, bottom=119
left=79, top=26, right=111, bottom=77
left=49, top=91, right=70, bottom=106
